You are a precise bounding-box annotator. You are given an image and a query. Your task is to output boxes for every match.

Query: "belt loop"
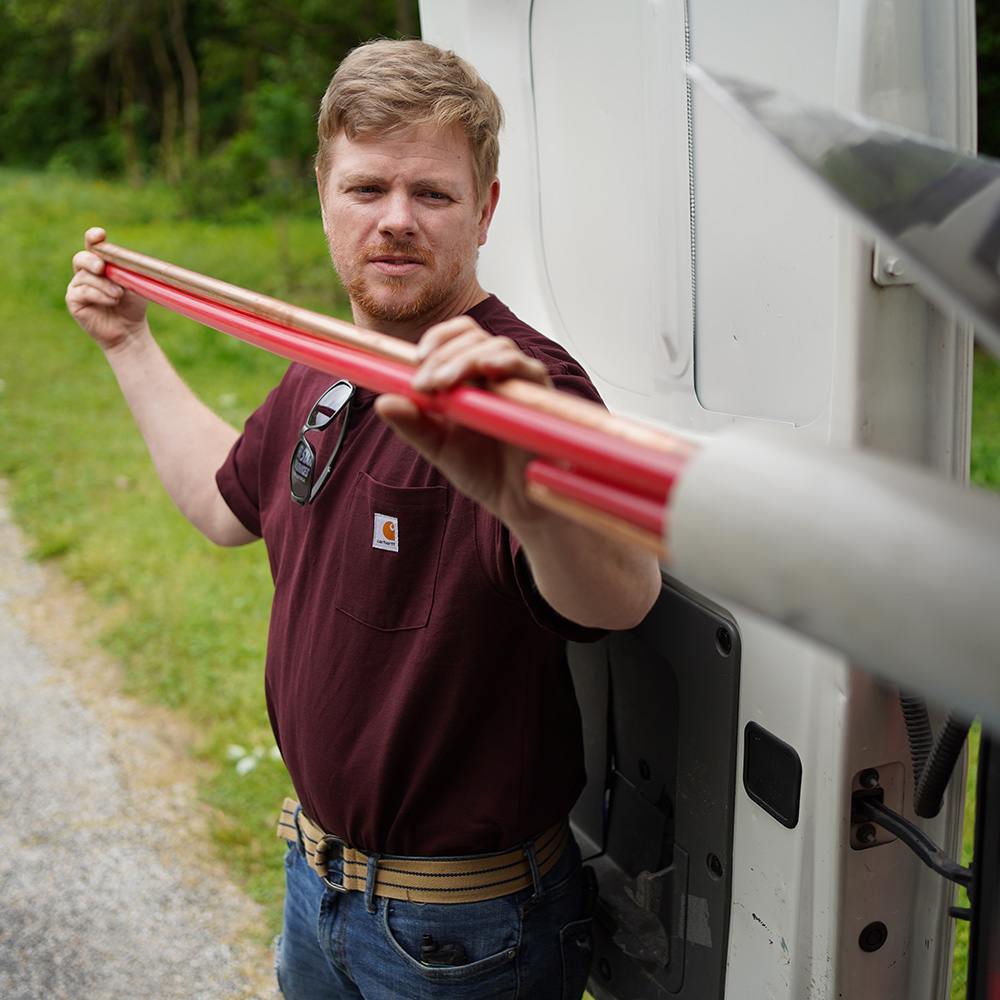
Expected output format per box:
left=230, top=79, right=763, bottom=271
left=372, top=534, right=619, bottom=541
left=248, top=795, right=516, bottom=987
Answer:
left=292, top=803, right=306, bottom=856
left=524, top=838, right=544, bottom=900
left=364, top=854, right=380, bottom=913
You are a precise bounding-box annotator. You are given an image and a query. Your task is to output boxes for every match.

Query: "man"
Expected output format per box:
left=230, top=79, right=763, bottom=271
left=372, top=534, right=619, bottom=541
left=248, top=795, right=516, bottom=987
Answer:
left=66, top=38, right=660, bottom=999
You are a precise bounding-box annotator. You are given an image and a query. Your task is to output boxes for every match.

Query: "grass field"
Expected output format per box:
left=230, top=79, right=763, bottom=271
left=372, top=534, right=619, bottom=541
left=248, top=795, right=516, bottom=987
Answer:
left=1, top=167, right=997, bottom=989
left=0, top=168, right=343, bottom=926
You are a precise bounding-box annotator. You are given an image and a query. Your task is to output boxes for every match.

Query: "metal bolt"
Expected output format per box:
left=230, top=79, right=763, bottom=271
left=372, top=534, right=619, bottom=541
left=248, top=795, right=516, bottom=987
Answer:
left=884, top=256, right=905, bottom=277
left=858, top=768, right=880, bottom=789
left=716, top=627, right=733, bottom=656
left=856, top=823, right=878, bottom=845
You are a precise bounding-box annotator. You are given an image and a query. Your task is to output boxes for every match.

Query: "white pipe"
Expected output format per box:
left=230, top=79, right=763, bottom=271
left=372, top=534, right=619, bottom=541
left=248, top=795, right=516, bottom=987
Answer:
left=668, top=427, right=1000, bottom=731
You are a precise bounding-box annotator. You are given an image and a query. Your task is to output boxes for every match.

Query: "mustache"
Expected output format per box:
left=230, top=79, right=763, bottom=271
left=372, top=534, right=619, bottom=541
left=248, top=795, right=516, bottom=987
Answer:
left=358, top=241, right=433, bottom=266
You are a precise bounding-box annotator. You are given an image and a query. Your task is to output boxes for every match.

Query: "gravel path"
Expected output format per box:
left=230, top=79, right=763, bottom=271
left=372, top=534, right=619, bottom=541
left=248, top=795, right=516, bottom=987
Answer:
left=0, top=483, right=281, bottom=1000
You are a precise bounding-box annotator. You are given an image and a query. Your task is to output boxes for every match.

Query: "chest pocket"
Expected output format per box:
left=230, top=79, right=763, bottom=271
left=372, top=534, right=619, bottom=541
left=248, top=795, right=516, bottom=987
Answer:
left=334, top=472, right=449, bottom=631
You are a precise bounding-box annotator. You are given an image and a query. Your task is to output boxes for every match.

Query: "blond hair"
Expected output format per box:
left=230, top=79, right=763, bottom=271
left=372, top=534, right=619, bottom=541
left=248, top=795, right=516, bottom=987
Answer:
left=316, top=39, right=504, bottom=205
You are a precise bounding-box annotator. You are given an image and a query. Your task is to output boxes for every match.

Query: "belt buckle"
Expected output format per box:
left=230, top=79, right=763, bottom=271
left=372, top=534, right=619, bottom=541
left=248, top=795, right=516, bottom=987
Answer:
left=319, top=833, right=350, bottom=892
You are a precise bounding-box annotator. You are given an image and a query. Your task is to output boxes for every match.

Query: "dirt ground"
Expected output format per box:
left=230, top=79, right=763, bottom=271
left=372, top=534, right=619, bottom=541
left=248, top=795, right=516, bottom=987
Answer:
left=0, top=480, right=280, bottom=1000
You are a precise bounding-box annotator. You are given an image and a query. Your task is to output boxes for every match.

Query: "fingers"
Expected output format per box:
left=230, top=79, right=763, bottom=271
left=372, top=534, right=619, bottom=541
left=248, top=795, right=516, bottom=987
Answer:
left=72, top=248, right=107, bottom=275
left=85, top=226, right=107, bottom=251
left=412, top=316, right=551, bottom=395
left=66, top=228, right=148, bottom=345
left=67, top=272, right=124, bottom=310
left=68, top=228, right=123, bottom=305
left=71, top=226, right=115, bottom=295
left=71, top=228, right=109, bottom=275
left=374, top=394, right=440, bottom=445
left=71, top=229, right=110, bottom=276
left=374, top=394, right=456, bottom=470
left=67, top=254, right=123, bottom=307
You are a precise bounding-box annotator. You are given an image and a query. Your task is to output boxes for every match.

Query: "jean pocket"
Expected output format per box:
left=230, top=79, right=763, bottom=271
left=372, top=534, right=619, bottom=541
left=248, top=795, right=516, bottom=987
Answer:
left=559, top=916, right=595, bottom=1000
left=379, top=897, right=519, bottom=989
left=334, top=473, right=449, bottom=631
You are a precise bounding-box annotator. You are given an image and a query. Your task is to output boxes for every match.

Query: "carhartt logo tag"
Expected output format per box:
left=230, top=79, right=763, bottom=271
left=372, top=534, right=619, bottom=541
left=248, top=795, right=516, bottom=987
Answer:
left=372, top=513, right=398, bottom=552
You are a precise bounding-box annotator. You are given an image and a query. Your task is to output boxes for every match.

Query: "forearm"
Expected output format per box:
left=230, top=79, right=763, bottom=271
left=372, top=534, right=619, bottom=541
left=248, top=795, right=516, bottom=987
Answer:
left=513, top=507, right=661, bottom=630
left=379, top=314, right=662, bottom=626
left=103, top=329, right=254, bottom=546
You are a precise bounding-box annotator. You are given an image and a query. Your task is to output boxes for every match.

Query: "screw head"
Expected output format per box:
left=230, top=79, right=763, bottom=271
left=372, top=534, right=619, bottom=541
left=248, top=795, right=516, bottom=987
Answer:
left=856, top=823, right=878, bottom=845
left=715, top=627, right=733, bottom=656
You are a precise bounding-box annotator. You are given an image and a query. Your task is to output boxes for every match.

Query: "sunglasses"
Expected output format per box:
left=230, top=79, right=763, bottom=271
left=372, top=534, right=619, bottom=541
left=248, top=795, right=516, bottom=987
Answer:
left=289, top=380, right=356, bottom=505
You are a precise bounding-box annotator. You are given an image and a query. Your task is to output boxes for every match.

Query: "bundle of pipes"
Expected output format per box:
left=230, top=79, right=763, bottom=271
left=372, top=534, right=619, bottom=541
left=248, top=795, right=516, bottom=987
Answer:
left=95, top=241, right=693, bottom=560
left=93, top=241, right=1000, bottom=733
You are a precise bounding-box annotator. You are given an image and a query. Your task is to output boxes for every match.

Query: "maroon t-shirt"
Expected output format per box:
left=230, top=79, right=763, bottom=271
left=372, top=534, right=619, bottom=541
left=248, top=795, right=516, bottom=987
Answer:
left=216, top=296, right=604, bottom=856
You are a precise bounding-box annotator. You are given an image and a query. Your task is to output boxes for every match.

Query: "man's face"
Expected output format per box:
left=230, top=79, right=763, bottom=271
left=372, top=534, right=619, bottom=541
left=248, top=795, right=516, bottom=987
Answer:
left=318, top=123, right=498, bottom=338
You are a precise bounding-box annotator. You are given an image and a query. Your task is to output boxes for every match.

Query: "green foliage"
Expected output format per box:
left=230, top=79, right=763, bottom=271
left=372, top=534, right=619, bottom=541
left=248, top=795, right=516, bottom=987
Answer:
left=0, top=9, right=104, bottom=170
left=972, top=349, right=1000, bottom=490
left=979, top=0, right=1000, bottom=157
left=1, top=0, right=995, bottom=212
left=0, top=0, right=420, bottom=211
left=951, top=723, right=980, bottom=999
left=0, top=168, right=351, bottom=936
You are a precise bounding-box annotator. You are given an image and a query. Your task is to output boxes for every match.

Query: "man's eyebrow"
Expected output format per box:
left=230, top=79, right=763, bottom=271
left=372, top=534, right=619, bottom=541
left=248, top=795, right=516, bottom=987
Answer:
left=337, top=172, right=464, bottom=195
left=337, top=172, right=382, bottom=187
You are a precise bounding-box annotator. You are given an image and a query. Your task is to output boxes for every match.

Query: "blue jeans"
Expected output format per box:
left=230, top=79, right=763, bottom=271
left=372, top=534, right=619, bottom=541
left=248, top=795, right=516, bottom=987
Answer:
left=275, top=829, right=595, bottom=999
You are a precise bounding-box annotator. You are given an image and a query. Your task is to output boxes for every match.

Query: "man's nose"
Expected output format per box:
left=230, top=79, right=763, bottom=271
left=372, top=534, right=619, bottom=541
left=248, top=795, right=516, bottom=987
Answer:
left=378, top=191, right=417, bottom=239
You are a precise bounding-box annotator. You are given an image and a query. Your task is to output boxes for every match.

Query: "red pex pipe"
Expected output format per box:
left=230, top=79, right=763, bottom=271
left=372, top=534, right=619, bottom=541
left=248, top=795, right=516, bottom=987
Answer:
left=107, top=265, right=419, bottom=396
left=106, top=263, right=684, bottom=507
left=525, top=460, right=666, bottom=537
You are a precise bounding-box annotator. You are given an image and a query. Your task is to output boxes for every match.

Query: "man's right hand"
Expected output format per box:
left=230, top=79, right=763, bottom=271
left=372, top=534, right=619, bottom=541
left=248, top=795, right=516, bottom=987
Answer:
left=65, top=227, right=150, bottom=352
left=62, top=227, right=255, bottom=547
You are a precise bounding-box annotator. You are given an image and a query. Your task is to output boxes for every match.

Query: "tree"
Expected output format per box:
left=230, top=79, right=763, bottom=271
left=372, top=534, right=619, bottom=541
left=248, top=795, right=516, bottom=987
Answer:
left=979, top=0, right=1000, bottom=157
left=0, top=0, right=420, bottom=207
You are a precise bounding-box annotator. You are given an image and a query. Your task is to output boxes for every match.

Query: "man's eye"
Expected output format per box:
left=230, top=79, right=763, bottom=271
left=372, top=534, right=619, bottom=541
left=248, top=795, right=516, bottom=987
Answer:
left=421, top=191, right=451, bottom=201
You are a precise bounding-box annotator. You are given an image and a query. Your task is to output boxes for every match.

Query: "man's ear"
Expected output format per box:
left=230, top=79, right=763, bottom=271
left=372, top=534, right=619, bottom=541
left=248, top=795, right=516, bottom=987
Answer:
left=478, top=178, right=501, bottom=246
left=316, top=167, right=330, bottom=234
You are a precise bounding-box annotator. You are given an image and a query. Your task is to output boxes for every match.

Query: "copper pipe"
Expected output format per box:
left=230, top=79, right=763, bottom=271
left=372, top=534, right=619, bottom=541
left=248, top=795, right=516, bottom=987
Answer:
left=94, top=240, right=692, bottom=556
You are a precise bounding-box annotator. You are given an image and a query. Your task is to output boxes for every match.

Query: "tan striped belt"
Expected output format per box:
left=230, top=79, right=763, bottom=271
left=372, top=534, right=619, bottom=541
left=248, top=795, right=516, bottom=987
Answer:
left=276, top=797, right=568, bottom=904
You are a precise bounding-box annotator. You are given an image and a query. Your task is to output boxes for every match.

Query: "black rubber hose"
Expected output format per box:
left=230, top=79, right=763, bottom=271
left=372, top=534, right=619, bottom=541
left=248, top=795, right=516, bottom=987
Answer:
left=913, top=708, right=973, bottom=819
left=900, top=691, right=935, bottom=790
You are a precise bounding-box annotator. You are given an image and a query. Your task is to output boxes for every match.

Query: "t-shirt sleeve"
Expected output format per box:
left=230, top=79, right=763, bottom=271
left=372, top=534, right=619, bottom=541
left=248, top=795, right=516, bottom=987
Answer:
left=216, top=441, right=261, bottom=537
left=473, top=502, right=607, bottom=642
left=511, top=540, right=610, bottom=643
left=215, top=395, right=273, bottom=539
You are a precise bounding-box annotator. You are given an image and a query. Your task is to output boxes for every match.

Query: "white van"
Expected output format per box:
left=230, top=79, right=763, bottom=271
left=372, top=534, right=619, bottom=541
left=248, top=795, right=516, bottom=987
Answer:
left=418, top=2, right=993, bottom=997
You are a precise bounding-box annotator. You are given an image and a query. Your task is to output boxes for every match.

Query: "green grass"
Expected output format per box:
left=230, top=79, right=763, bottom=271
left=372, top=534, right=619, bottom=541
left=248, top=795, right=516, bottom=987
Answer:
left=951, top=723, right=980, bottom=999
left=1, top=167, right=998, bottom=982
left=972, top=349, right=1000, bottom=491
left=0, top=167, right=351, bottom=935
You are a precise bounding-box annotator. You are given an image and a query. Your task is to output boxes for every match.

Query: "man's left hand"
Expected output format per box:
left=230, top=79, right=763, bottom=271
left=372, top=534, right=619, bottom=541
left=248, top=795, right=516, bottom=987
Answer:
left=375, top=314, right=662, bottom=631
left=374, top=314, right=549, bottom=524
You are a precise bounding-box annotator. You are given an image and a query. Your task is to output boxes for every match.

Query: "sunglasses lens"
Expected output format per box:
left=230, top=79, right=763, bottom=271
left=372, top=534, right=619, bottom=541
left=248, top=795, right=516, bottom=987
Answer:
left=290, top=440, right=315, bottom=501
left=310, top=382, right=355, bottom=429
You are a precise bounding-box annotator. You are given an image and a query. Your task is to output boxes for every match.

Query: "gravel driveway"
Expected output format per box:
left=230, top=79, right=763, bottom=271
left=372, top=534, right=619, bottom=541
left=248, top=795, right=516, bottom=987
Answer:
left=0, top=484, right=280, bottom=1000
